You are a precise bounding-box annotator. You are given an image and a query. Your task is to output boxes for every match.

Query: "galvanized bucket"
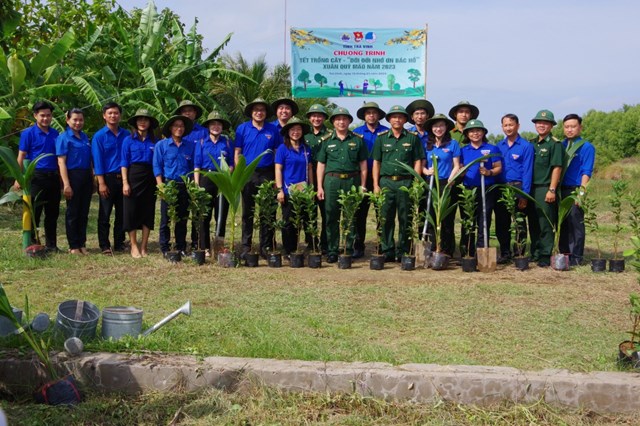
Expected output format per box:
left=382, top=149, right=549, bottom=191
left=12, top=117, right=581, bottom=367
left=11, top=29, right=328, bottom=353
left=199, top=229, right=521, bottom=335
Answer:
left=56, top=300, right=100, bottom=340
left=0, top=307, right=22, bottom=337
left=101, top=306, right=143, bottom=340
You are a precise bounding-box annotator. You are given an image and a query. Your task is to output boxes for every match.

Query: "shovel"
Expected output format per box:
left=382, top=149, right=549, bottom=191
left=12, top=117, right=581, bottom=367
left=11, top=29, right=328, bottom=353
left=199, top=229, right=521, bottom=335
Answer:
left=417, top=174, right=434, bottom=268
left=477, top=162, right=497, bottom=272
left=212, top=193, right=225, bottom=258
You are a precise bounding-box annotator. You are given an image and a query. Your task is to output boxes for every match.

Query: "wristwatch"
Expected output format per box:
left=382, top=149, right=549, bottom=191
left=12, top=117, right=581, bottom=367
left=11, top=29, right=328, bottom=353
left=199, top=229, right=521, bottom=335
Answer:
left=548, top=188, right=556, bottom=193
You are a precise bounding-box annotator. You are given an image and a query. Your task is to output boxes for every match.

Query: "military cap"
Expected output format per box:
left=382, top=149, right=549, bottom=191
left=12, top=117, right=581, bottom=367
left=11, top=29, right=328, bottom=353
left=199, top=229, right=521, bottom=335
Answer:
left=202, top=111, right=231, bottom=131
left=127, top=108, right=159, bottom=129
left=243, top=98, right=272, bottom=118
left=448, top=100, right=480, bottom=121
left=306, top=104, right=329, bottom=119
left=271, top=98, right=299, bottom=116
left=329, top=107, right=353, bottom=123
left=406, top=99, right=435, bottom=124
left=462, top=119, right=488, bottom=134
left=531, top=109, right=557, bottom=125
left=425, top=113, right=455, bottom=133
left=385, top=105, right=410, bottom=120
left=280, top=116, right=311, bottom=136
left=356, top=101, right=386, bottom=120
left=174, top=100, right=203, bottom=119
left=162, top=115, right=193, bottom=138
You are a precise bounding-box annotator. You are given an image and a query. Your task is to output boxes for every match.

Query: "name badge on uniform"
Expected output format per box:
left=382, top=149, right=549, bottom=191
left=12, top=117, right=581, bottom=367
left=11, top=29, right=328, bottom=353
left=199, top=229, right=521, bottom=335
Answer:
left=384, top=144, right=393, bottom=148
left=402, top=143, right=411, bottom=147
left=540, top=148, right=548, bottom=153
left=328, top=144, right=337, bottom=148
left=348, top=142, right=356, bottom=147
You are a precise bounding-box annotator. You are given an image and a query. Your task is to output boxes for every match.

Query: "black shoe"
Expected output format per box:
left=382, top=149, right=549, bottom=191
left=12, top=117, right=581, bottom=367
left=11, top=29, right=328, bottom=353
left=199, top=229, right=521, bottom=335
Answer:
left=239, top=249, right=249, bottom=260
left=327, top=254, right=338, bottom=263
left=259, top=249, right=269, bottom=260
left=384, top=253, right=395, bottom=262
left=352, top=249, right=364, bottom=259
left=45, top=246, right=61, bottom=254
left=497, top=255, right=511, bottom=265
left=396, top=256, right=403, bottom=263
left=537, top=260, right=550, bottom=268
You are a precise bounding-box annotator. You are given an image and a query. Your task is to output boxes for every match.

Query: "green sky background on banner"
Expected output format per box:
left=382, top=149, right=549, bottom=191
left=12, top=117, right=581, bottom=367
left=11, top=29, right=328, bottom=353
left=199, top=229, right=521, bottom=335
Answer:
left=290, top=28, right=427, bottom=99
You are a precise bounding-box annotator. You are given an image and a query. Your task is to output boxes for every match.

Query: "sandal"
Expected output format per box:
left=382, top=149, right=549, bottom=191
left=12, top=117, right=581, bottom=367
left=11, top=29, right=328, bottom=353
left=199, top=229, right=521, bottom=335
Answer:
left=102, top=248, right=112, bottom=255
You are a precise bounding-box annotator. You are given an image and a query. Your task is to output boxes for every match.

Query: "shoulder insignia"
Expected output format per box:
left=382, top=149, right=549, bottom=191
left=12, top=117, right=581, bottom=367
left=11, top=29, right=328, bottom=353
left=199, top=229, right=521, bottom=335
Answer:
left=409, top=131, right=418, bottom=136
left=320, top=131, right=334, bottom=142
left=377, top=130, right=390, bottom=136
left=552, top=137, right=560, bottom=142
left=352, top=132, right=363, bottom=139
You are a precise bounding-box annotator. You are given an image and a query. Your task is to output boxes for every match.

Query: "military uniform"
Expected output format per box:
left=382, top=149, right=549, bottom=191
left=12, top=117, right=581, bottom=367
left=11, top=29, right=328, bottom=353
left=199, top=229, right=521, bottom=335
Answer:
left=372, top=128, right=424, bottom=259
left=305, top=123, right=331, bottom=252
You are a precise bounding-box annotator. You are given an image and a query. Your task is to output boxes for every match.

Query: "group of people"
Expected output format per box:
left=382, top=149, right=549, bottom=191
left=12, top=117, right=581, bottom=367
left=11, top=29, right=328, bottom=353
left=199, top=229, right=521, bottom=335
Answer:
left=14, top=96, right=595, bottom=267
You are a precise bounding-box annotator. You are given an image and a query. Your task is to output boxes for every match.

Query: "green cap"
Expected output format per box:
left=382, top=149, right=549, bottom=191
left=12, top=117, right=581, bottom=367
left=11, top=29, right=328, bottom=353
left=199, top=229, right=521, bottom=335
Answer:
left=329, top=107, right=353, bottom=123
left=531, top=109, right=557, bottom=125
left=202, top=111, right=231, bottom=131
left=462, top=119, right=488, bottom=134
left=385, top=105, right=409, bottom=120
left=424, top=113, right=455, bottom=133
left=174, top=100, right=203, bottom=119
left=243, top=98, right=272, bottom=118
left=280, top=116, right=310, bottom=136
left=448, top=100, right=479, bottom=121
left=127, top=108, right=159, bottom=129
left=306, top=104, right=329, bottom=119
left=356, top=101, right=386, bottom=120
left=162, top=115, right=193, bottom=138
left=271, top=98, right=299, bottom=116
left=406, top=99, right=435, bottom=124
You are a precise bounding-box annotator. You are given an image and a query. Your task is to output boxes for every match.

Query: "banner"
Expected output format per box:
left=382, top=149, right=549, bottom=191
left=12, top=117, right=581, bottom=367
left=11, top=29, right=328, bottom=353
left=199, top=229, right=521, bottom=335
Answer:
left=290, top=27, right=427, bottom=98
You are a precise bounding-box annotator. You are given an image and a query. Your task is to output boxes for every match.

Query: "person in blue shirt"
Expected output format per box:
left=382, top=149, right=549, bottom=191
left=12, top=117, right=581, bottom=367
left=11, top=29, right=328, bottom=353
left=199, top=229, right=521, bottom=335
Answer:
left=422, top=113, right=461, bottom=257
left=15, top=101, right=61, bottom=252
left=153, top=115, right=195, bottom=255
left=56, top=108, right=93, bottom=255
left=194, top=111, right=235, bottom=256
left=559, top=113, right=595, bottom=266
left=352, top=102, right=389, bottom=258
left=271, top=98, right=299, bottom=132
left=494, top=114, right=535, bottom=263
left=234, top=98, right=283, bottom=259
left=275, top=117, right=313, bottom=256
left=406, top=99, right=435, bottom=150
left=121, top=109, right=159, bottom=259
left=459, top=119, right=502, bottom=257
left=92, top=102, right=130, bottom=255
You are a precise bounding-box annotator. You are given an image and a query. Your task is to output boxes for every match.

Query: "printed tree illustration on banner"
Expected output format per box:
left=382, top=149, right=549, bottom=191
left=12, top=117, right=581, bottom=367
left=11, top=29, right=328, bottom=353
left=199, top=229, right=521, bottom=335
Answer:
left=385, top=29, right=427, bottom=48
left=387, top=74, right=396, bottom=91
left=314, top=73, right=328, bottom=87
left=298, top=69, right=311, bottom=90
left=407, top=69, right=421, bottom=88
left=290, top=28, right=331, bottom=48
left=372, top=79, right=382, bottom=91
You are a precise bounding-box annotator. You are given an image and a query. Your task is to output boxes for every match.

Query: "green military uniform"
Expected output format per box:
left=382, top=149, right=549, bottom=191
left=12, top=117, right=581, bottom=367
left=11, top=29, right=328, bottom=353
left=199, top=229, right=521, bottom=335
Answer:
left=528, top=110, right=565, bottom=264
left=305, top=124, right=331, bottom=251
left=372, top=127, right=425, bottom=258
left=317, top=130, right=368, bottom=257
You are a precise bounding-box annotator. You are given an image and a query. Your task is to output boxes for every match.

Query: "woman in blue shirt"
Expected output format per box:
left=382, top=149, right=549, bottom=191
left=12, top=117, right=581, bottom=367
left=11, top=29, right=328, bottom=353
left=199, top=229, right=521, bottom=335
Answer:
left=275, top=117, right=313, bottom=256
left=422, top=113, right=461, bottom=257
left=121, top=109, right=159, bottom=258
left=194, top=112, right=235, bottom=255
left=56, top=108, right=93, bottom=255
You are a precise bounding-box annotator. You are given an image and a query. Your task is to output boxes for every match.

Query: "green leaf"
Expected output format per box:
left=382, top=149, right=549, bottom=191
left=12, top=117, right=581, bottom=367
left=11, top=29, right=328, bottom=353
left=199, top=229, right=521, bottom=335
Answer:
left=72, top=76, right=103, bottom=109
left=30, top=29, right=76, bottom=76
left=140, top=67, right=158, bottom=90
left=8, top=54, right=26, bottom=94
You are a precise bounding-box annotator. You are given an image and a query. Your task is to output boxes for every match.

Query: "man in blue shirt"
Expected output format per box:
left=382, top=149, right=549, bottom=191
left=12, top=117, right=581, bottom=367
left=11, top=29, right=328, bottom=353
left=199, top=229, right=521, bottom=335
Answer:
left=494, top=114, right=534, bottom=263
left=15, top=101, right=60, bottom=252
left=352, top=102, right=388, bottom=258
left=92, top=102, right=130, bottom=254
left=235, top=98, right=283, bottom=259
left=270, top=98, right=299, bottom=132
left=559, top=113, right=595, bottom=266
left=406, top=99, right=435, bottom=150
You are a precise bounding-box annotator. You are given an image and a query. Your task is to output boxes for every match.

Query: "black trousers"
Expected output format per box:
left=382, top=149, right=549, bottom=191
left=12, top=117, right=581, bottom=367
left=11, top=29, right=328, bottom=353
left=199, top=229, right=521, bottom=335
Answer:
left=559, top=186, right=585, bottom=265
left=97, top=173, right=125, bottom=251
left=31, top=170, right=61, bottom=248
left=241, top=167, right=275, bottom=253
left=199, top=175, right=229, bottom=250
left=159, top=181, right=189, bottom=252
left=65, top=169, right=92, bottom=250
left=494, top=183, right=528, bottom=257
left=280, top=195, right=314, bottom=254
left=460, top=184, right=496, bottom=258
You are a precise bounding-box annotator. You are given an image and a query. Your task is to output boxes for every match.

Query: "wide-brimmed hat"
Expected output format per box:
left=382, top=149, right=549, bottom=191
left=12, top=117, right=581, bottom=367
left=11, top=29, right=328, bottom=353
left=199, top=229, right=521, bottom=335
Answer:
left=329, top=107, right=353, bottom=123
left=424, top=113, right=455, bottom=133
left=356, top=101, right=386, bottom=120
left=306, top=104, right=329, bottom=119
left=271, top=98, right=299, bottom=116
left=243, top=98, right=272, bottom=118
left=202, top=111, right=231, bottom=130
left=127, top=108, right=159, bottom=129
left=174, top=100, right=203, bottom=119
left=462, top=119, right=488, bottom=134
left=406, top=99, right=435, bottom=124
left=385, top=105, right=409, bottom=120
left=531, top=109, right=557, bottom=125
left=448, top=100, right=479, bottom=121
left=162, top=115, right=193, bottom=138
left=280, top=116, right=310, bottom=137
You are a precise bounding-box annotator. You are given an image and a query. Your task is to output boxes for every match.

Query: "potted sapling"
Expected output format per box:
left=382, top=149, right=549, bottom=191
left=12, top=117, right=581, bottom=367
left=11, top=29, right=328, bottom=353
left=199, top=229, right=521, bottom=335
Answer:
left=184, top=176, right=212, bottom=265
left=255, top=180, right=282, bottom=267
left=287, top=184, right=311, bottom=268
left=549, top=191, right=578, bottom=271
left=368, top=187, right=387, bottom=270
left=156, top=180, right=182, bottom=263
left=303, top=185, right=322, bottom=268
left=399, top=179, right=425, bottom=271
left=609, top=180, right=628, bottom=272
left=458, top=184, right=478, bottom=272
left=498, top=185, right=529, bottom=271
left=337, top=185, right=365, bottom=269
left=581, top=189, right=605, bottom=272
left=249, top=181, right=276, bottom=267
left=618, top=292, right=640, bottom=368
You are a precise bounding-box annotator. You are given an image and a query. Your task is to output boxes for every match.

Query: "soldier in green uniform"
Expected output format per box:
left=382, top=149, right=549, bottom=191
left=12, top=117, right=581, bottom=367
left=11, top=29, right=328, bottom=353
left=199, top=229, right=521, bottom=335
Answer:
left=528, top=109, right=565, bottom=267
left=448, top=100, right=479, bottom=143
left=304, top=104, right=331, bottom=253
left=316, top=107, right=368, bottom=263
left=372, top=105, right=425, bottom=261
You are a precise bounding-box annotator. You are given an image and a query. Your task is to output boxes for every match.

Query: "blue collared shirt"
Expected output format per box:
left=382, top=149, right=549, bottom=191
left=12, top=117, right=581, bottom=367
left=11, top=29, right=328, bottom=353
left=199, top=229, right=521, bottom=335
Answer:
left=275, top=143, right=311, bottom=194
left=235, top=121, right=282, bottom=167
left=562, top=137, right=595, bottom=187
left=121, top=133, right=155, bottom=167
left=270, top=119, right=284, bottom=133
left=426, top=139, right=461, bottom=180
left=496, top=134, right=534, bottom=195
left=19, top=125, right=59, bottom=171
left=152, top=137, right=195, bottom=181
left=195, top=135, right=234, bottom=170
left=183, top=123, right=208, bottom=146
left=56, top=128, right=92, bottom=170
left=91, top=125, right=130, bottom=175
left=408, top=125, right=429, bottom=153
left=460, top=142, right=501, bottom=187
left=353, top=123, right=389, bottom=169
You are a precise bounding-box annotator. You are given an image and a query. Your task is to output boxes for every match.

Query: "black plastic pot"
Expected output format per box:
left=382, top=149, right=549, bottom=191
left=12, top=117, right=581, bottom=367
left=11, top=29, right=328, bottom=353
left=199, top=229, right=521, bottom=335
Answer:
left=618, top=341, right=640, bottom=368
left=609, top=259, right=625, bottom=273
left=290, top=253, right=305, bottom=268
left=217, top=252, right=236, bottom=268
left=268, top=253, right=282, bottom=268
left=401, top=255, right=416, bottom=271
left=245, top=252, right=259, bottom=267
left=591, top=258, right=606, bottom=272
left=513, top=256, right=529, bottom=271
left=338, top=254, right=352, bottom=269
left=461, top=257, right=477, bottom=272
left=192, top=250, right=206, bottom=265
left=165, top=251, right=182, bottom=263
left=431, top=252, right=450, bottom=270
left=34, top=374, right=82, bottom=405
left=370, top=255, right=385, bottom=270
left=308, top=253, right=322, bottom=269
left=551, top=253, right=570, bottom=271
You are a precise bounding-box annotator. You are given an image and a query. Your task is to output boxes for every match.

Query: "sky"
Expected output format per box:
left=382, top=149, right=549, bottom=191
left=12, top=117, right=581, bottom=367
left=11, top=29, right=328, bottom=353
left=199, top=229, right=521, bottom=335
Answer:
left=117, top=0, right=640, bottom=135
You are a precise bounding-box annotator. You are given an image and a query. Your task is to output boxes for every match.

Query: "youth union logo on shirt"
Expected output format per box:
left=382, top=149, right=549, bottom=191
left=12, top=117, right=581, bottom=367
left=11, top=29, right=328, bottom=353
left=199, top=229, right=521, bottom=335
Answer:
left=265, top=133, right=272, bottom=140
left=512, top=154, right=520, bottom=160
left=481, top=150, right=491, bottom=156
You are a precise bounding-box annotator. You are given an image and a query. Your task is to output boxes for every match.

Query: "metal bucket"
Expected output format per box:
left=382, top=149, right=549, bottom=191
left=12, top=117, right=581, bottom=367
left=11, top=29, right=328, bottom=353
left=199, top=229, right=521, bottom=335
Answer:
left=56, top=300, right=100, bottom=340
left=101, top=306, right=143, bottom=340
left=0, top=307, right=22, bottom=337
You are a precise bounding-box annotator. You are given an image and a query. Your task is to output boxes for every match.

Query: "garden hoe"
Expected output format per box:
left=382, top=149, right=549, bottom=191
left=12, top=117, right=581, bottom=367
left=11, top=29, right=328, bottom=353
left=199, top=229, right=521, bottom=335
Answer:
left=477, top=162, right=496, bottom=272
left=418, top=174, right=435, bottom=268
